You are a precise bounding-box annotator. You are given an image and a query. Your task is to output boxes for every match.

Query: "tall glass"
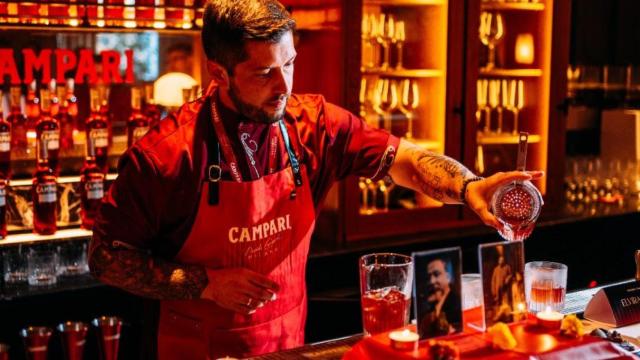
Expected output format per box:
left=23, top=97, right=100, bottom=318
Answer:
left=58, top=321, right=88, bottom=360
left=461, top=274, right=484, bottom=332
left=359, top=253, right=413, bottom=335
left=20, top=326, right=52, bottom=360
left=92, top=316, right=122, bottom=360
left=3, top=245, right=28, bottom=284
left=524, top=261, right=568, bottom=313
left=27, top=248, right=58, bottom=286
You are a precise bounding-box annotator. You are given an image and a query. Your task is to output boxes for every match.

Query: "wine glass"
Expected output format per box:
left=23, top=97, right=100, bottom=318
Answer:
left=497, top=79, right=509, bottom=134
left=487, top=79, right=500, bottom=133
left=507, top=80, right=525, bottom=134
left=479, top=11, right=505, bottom=69
left=362, top=13, right=374, bottom=70
left=378, top=176, right=396, bottom=212
left=379, top=79, right=399, bottom=132
left=394, top=21, right=406, bottom=70
left=476, top=79, right=489, bottom=173
left=359, top=177, right=369, bottom=213
left=376, top=14, right=395, bottom=70
left=398, top=79, right=419, bottom=139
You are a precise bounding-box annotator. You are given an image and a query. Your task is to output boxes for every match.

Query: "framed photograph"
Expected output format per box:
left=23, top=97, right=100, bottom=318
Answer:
left=479, top=241, right=526, bottom=328
left=412, top=247, right=462, bottom=339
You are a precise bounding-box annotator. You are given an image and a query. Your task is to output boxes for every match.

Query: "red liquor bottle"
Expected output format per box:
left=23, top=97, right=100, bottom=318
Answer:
left=32, top=164, right=58, bottom=235
left=7, top=87, right=28, bottom=153
left=0, top=2, right=8, bottom=23
left=55, top=86, right=74, bottom=152
left=66, top=79, right=80, bottom=131
left=144, top=84, right=162, bottom=128
left=105, top=0, right=124, bottom=27
left=0, top=179, right=7, bottom=239
left=136, top=0, right=155, bottom=28
left=18, top=1, right=39, bottom=24
left=80, top=157, right=105, bottom=229
left=127, top=87, right=150, bottom=147
left=50, top=81, right=61, bottom=117
left=26, top=80, right=40, bottom=133
left=36, top=88, right=61, bottom=174
left=48, top=0, right=70, bottom=25
left=165, top=0, right=193, bottom=29
left=86, top=88, right=110, bottom=173
left=0, top=93, right=12, bottom=179
left=194, top=0, right=205, bottom=28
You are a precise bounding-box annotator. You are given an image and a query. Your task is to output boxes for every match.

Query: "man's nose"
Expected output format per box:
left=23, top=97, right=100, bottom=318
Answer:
left=272, top=67, right=292, bottom=94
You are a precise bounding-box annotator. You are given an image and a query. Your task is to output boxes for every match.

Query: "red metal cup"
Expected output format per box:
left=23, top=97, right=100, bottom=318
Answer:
left=19, top=326, right=53, bottom=360
left=58, top=321, right=89, bottom=360
left=92, top=316, right=122, bottom=360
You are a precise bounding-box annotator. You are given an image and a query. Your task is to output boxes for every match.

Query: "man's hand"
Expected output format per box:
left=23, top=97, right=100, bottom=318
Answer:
left=465, top=171, right=544, bottom=230
left=200, top=268, right=280, bottom=314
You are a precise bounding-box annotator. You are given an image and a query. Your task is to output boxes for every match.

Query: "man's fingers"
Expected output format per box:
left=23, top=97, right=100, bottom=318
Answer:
left=246, top=271, right=280, bottom=292
left=472, top=205, right=502, bottom=230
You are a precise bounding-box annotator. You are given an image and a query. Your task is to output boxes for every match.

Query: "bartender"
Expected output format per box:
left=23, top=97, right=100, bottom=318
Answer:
left=88, top=0, right=542, bottom=358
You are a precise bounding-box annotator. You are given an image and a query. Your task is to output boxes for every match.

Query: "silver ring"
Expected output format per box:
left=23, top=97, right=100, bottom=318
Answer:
left=246, top=298, right=252, bottom=307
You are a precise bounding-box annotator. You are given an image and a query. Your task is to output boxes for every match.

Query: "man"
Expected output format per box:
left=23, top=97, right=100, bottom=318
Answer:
left=89, top=1, right=542, bottom=358
left=418, top=258, right=461, bottom=338
left=165, top=42, right=194, bottom=75
left=491, top=255, right=513, bottom=322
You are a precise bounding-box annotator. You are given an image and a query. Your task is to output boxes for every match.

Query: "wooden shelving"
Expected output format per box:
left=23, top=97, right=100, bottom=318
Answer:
left=411, top=138, right=443, bottom=152
left=480, top=1, right=545, bottom=12
left=477, top=133, right=541, bottom=145
left=0, top=228, right=92, bottom=247
left=361, top=68, right=445, bottom=78
left=364, top=0, right=445, bottom=6
left=0, top=24, right=200, bottom=34
left=478, top=68, right=543, bottom=78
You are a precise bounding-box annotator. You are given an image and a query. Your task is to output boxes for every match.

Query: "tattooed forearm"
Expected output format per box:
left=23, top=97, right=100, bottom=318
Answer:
left=408, top=146, right=475, bottom=203
left=89, top=243, right=208, bottom=300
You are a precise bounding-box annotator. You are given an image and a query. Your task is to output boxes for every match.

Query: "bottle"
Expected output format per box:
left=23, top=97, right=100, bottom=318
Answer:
left=18, top=0, right=39, bottom=24
left=55, top=85, right=74, bottom=151
left=144, top=84, right=162, bottom=127
left=48, top=0, right=69, bottom=25
left=26, top=80, right=40, bottom=133
left=105, top=0, right=124, bottom=27
left=195, top=0, right=205, bottom=28
left=32, top=164, right=58, bottom=235
left=0, top=92, right=11, bottom=179
left=7, top=87, right=28, bottom=153
left=36, top=88, right=61, bottom=174
left=136, top=0, right=156, bottom=28
left=50, top=81, right=61, bottom=117
left=66, top=79, right=80, bottom=131
left=166, top=0, right=194, bottom=29
left=127, top=87, right=150, bottom=147
left=80, top=157, right=105, bottom=229
left=86, top=88, right=110, bottom=173
left=0, top=179, right=6, bottom=239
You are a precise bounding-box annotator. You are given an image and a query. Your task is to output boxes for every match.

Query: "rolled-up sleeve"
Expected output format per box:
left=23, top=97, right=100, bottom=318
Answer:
left=322, top=102, right=400, bottom=181
left=90, top=146, right=164, bottom=256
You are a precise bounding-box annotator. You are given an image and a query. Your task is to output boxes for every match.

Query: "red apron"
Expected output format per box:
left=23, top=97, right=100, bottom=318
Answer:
left=157, top=96, right=315, bottom=359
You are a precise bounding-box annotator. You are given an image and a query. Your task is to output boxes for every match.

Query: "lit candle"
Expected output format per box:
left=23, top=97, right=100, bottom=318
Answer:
left=536, top=307, right=564, bottom=329
left=515, top=33, right=535, bottom=65
left=388, top=329, right=419, bottom=351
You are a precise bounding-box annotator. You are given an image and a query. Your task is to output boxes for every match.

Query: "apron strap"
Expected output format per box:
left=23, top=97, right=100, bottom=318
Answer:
left=206, top=109, right=222, bottom=206
left=278, top=120, right=303, bottom=199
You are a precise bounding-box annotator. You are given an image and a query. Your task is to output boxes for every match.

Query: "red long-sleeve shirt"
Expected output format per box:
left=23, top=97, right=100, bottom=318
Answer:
left=91, top=91, right=399, bottom=258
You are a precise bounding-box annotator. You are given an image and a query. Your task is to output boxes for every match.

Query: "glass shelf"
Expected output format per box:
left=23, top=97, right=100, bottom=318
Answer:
left=8, top=173, right=118, bottom=188
left=361, top=68, right=445, bottom=78
left=479, top=68, right=543, bottom=78
left=0, top=23, right=200, bottom=34
left=0, top=228, right=92, bottom=247
left=480, top=2, right=545, bottom=12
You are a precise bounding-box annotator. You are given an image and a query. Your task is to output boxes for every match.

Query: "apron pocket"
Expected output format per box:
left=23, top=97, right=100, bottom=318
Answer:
left=158, top=310, right=207, bottom=360
left=210, top=318, right=281, bottom=359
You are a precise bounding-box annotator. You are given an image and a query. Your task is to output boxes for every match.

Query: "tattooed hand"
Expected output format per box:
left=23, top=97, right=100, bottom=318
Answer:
left=465, top=171, right=544, bottom=229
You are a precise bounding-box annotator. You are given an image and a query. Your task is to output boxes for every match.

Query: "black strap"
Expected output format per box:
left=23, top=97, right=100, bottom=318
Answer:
left=205, top=114, right=303, bottom=205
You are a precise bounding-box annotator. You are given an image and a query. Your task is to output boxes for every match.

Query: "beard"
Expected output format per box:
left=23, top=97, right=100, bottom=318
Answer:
left=228, top=82, right=289, bottom=124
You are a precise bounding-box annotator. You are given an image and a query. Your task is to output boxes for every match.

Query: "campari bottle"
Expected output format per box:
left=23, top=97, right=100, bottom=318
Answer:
left=127, top=87, right=150, bottom=148
left=7, top=87, right=27, bottom=153
left=66, top=79, right=80, bottom=131
left=32, top=153, right=58, bottom=235
left=86, top=88, right=110, bottom=173
left=0, top=91, right=12, bottom=179
left=55, top=85, right=75, bottom=151
left=25, top=80, right=40, bottom=132
left=80, top=157, right=105, bottom=230
left=0, top=179, right=6, bottom=239
left=36, top=88, right=61, bottom=174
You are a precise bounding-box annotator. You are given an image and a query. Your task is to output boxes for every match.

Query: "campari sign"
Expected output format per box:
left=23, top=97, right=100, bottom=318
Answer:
left=0, top=48, right=135, bottom=85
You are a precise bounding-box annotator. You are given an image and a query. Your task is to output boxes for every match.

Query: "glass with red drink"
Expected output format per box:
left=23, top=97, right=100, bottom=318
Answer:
left=92, top=316, right=122, bottom=360
left=20, top=326, right=53, bottom=360
left=359, top=253, right=413, bottom=335
left=58, top=321, right=88, bottom=360
left=524, top=261, right=568, bottom=313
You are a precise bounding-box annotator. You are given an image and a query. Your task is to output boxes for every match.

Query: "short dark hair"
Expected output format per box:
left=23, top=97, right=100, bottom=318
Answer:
left=167, top=42, right=193, bottom=56
left=201, top=0, right=296, bottom=74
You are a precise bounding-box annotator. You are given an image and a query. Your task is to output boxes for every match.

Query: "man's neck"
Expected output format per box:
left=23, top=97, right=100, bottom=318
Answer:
left=217, top=88, right=238, bottom=114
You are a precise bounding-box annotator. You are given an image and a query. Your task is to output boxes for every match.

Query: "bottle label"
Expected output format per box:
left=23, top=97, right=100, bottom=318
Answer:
left=90, top=128, right=109, bottom=148
left=0, top=184, right=5, bottom=207
left=36, top=183, right=57, bottom=204
left=132, top=126, right=149, bottom=143
left=0, top=132, right=10, bottom=152
left=86, top=179, right=104, bottom=200
left=42, top=130, right=60, bottom=150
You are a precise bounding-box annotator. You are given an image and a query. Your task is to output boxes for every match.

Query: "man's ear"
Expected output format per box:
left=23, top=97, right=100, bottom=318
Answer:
left=207, top=60, right=230, bottom=88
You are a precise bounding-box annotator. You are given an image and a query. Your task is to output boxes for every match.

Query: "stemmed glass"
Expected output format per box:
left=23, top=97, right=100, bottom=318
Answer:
left=476, top=79, right=489, bottom=173
left=498, top=79, right=509, bottom=134
left=394, top=21, right=406, bottom=70
left=507, top=80, right=525, bottom=134
left=479, top=11, right=505, bottom=69
left=362, top=14, right=374, bottom=69
left=378, top=176, right=396, bottom=212
left=398, top=79, right=419, bottom=139
left=376, top=79, right=398, bottom=132
left=487, top=79, right=500, bottom=133
left=376, top=14, right=395, bottom=70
